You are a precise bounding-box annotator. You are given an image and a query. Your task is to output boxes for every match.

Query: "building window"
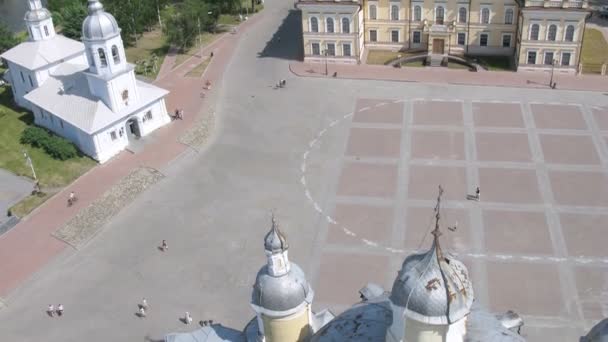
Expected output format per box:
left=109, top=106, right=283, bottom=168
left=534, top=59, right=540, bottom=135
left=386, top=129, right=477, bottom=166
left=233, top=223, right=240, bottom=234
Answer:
left=565, top=25, right=574, bottom=42
left=436, top=6, right=445, bottom=25
left=458, top=7, right=467, bottom=23
left=50, top=115, right=54, bottom=124
left=457, top=32, right=466, bottom=45
left=28, top=75, right=33, bottom=87
left=370, top=30, right=377, bottom=42
left=480, top=33, right=488, bottom=46
left=326, top=18, right=334, bottom=33
left=391, top=5, right=399, bottom=20
left=98, top=48, right=108, bottom=67
left=111, top=45, right=120, bottom=64
left=369, top=5, right=377, bottom=20
left=502, top=34, right=512, bottom=47
left=413, top=31, right=421, bottom=44
left=481, top=8, right=490, bottom=24
left=119, top=127, right=124, bottom=137
left=527, top=51, right=537, bottom=64
left=326, top=43, right=336, bottom=56
left=20, top=71, right=24, bottom=83
left=544, top=52, right=554, bottom=65
left=60, top=119, right=64, bottom=129
left=391, top=30, right=399, bottom=43
left=122, top=90, right=129, bottom=102
left=413, top=6, right=421, bottom=21
left=310, top=17, right=318, bottom=32
left=110, top=131, right=117, bottom=141
left=505, top=8, right=514, bottom=25
left=145, top=111, right=153, bottom=120
left=342, top=18, right=350, bottom=33
left=311, top=43, right=320, bottom=55
left=530, top=24, right=539, bottom=40
left=561, top=52, right=571, bottom=66
left=343, top=43, right=351, bottom=56
left=44, top=26, right=49, bottom=36
left=547, top=25, right=557, bottom=41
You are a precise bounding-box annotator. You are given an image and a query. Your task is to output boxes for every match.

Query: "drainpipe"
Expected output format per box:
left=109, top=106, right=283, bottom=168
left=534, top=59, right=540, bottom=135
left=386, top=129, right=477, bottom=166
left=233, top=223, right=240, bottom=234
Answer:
left=577, top=11, right=590, bottom=72
left=515, top=2, right=524, bottom=70
left=466, top=0, right=471, bottom=55
left=408, top=0, right=412, bottom=49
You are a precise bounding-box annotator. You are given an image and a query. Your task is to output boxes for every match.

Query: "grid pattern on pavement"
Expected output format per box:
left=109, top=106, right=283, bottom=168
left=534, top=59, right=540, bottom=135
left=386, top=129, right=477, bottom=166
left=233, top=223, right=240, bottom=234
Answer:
left=302, top=98, right=608, bottom=341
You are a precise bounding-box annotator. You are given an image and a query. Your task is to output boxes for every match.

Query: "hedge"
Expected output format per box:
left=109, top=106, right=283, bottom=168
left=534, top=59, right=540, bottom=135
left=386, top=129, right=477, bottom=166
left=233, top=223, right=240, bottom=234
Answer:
left=21, top=126, right=78, bottom=160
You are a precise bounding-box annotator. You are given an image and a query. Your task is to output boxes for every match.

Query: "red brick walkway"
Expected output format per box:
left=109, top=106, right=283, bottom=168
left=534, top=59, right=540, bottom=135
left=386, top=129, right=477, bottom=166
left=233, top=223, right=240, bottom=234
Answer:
left=0, top=14, right=265, bottom=298
left=289, top=61, right=608, bottom=92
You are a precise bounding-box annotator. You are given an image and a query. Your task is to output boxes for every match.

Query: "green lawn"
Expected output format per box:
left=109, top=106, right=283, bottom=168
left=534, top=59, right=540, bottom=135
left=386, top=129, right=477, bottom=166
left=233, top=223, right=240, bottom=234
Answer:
left=173, top=31, right=225, bottom=69
left=447, top=61, right=471, bottom=70
left=125, top=28, right=169, bottom=79
left=581, top=28, right=608, bottom=74
left=185, top=58, right=211, bottom=77
left=218, top=14, right=240, bottom=26
left=401, top=60, right=426, bottom=68
left=468, top=55, right=513, bottom=71
left=0, top=87, right=96, bottom=188
left=366, top=50, right=402, bottom=65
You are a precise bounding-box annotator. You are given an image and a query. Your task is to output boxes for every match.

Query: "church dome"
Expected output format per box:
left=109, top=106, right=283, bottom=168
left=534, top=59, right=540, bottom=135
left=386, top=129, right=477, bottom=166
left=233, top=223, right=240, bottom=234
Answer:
left=82, top=0, right=120, bottom=41
left=264, top=219, right=288, bottom=253
left=389, top=240, right=474, bottom=325
left=252, top=262, right=313, bottom=312
left=24, top=8, right=51, bottom=22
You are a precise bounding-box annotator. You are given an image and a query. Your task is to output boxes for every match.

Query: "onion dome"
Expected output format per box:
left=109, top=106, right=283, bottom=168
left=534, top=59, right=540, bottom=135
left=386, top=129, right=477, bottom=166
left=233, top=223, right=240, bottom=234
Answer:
left=390, top=186, right=474, bottom=325
left=25, top=7, right=51, bottom=22
left=82, top=0, right=120, bottom=41
left=264, top=215, right=288, bottom=253
left=252, top=262, right=313, bottom=312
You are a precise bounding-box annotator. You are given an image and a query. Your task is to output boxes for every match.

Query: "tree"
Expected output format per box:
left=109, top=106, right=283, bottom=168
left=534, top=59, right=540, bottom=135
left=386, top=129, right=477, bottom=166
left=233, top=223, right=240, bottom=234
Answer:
left=0, top=21, right=19, bottom=54
left=54, top=2, right=88, bottom=40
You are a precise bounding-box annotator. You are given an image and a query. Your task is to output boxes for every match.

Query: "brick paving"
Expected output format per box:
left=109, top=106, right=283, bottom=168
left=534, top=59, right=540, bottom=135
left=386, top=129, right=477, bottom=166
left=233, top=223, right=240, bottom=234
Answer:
left=289, top=61, right=608, bottom=92
left=0, top=13, right=265, bottom=298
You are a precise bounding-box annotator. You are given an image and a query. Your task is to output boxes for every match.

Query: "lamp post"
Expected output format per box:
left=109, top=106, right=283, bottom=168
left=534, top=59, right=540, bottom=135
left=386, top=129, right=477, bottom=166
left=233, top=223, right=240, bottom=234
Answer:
left=323, top=49, right=329, bottom=76
left=549, top=58, right=557, bottom=88
left=22, top=150, right=37, bottom=181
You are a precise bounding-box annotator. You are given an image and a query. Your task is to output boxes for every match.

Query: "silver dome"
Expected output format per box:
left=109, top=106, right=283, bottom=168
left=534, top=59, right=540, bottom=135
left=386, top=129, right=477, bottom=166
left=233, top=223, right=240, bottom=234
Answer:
left=264, top=216, right=288, bottom=253
left=252, top=263, right=312, bottom=312
left=82, top=0, right=120, bottom=41
left=389, top=240, right=474, bottom=325
left=24, top=8, right=51, bottom=22
left=582, top=318, right=608, bottom=342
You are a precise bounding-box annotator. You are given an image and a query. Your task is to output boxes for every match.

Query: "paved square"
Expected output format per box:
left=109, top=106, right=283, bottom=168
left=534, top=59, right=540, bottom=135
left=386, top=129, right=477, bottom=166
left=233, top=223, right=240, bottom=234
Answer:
left=410, top=130, right=465, bottom=160
left=476, top=132, right=532, bottom=162
left=478, top=168, right=542, bottom=203
left=539, top=134, right=600, bottom=165
left=560, top=213, right=608, bottom=258
left=592, top=107, right=608, bottom=131
left=472, top=102, right=525, bottom=128
left=327, top=203, right=393, bottom=245
left=531, top=104, right=587, bottom=130
left=336, top=162, right=398, bottom=198
left=408, top=165, right=468, bottom=200
left=353, top=98, right=404, bottom=124
left=345, top=127, right=401, bottom=158
left=574, top=265, right=608, bottom=321
left=482, top=210, right=553, bottom=255
left=549, top=171, right=608, bottom=206
left=413, top=101, right=463, bottom=125
left=405, top=207, right=471, bottom=253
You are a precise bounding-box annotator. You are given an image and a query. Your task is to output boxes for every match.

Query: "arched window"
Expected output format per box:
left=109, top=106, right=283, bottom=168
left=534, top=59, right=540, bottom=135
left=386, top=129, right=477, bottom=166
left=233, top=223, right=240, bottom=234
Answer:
left=436, top=6, right=444, bottom=24
left=342, top=17, right=350, bottom=33
left=547, top=24, right=557, bottom=41
left=44, top=26, right=49, bottom=36
left=481, top=8, right=490, bottom=24
left=414, top=6, right=421, bottom=21
left=530, top=24, right=539, bottom=40
left=565, top=25, right=575, bottom=42
left=369, top=5, right=377, bottom=20
left=504, top=8, right=513, bottom=25
left=326, top=17, right=334, bottom=33
left=310, top=17, right=318, bottom=32
left=98, top=48, right=107, bottom=67
left=391, top=5, right=399, bottom=20
left=111, top=45, right=120, bottom=64
left=458, top=7, right=467, bottom=23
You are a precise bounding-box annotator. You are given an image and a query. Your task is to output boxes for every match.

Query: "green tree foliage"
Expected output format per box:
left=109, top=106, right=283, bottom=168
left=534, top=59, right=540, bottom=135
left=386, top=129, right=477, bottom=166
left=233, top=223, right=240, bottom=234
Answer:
left=21, top=126, right=78, bottom=160
left=0, top=21, right=20, bottom=54
left=54, top=1, right=88, bottom=40
left=163, top=0, right=215, bottom=51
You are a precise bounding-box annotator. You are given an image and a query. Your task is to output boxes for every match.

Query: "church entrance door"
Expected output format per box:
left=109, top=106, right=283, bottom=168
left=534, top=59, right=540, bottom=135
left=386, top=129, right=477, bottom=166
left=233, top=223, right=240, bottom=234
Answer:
left=432, top=39, right=444, bottom=54
left=126, top=117, right=141, bottom=139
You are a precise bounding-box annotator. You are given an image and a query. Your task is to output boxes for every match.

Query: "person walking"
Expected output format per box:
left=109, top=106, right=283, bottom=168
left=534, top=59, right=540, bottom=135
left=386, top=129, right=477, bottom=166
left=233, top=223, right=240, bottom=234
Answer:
left=185, top=311, right=192, bottom=324
left=141, top=298, right=148, bottom=310
left=139, top=306, right=146, bottom=318
left=161, top=240, right=168, bottom=251
left=47, top=304, right=55, bottom=317
left=56, top=304, right=64, bottom=317
left=475, top=187, right=480, bottom=201
left=68, top=191, right=76, bottom=206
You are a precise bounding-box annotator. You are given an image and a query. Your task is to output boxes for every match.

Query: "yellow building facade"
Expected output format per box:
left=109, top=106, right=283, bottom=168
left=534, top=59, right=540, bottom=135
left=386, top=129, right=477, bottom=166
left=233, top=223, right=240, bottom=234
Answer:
left=296, top=0, right=589, bottom=72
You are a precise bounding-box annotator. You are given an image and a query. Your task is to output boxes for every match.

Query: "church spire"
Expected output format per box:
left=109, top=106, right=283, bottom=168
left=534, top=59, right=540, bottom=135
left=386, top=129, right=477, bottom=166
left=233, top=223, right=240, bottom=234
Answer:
left=24, top=0, right=55, bottom=41
left=27, top=0, right=43, bottom=11
left=431, top=185, right=444, bottom=260
left=264, top=212, right=291, bottom=276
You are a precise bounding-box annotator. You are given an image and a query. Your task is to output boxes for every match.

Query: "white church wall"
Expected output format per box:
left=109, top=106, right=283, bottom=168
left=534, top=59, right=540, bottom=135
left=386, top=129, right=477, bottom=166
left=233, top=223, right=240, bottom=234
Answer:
left=93, top=120, right=130, bottom=163
left=137, top=99, right=170, bottom=136
left=33, top=52, right=87, bottom=87
left=6, top=61, right=34, bottom=110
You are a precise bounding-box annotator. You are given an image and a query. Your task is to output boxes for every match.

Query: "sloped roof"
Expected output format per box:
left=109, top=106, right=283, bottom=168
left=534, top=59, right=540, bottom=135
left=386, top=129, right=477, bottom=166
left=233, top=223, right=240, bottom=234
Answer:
left=25, top=62, right=168, bottom=134
left=0, top=35, right=85, bottom=70
left=165, top=325, right=245, bottom=342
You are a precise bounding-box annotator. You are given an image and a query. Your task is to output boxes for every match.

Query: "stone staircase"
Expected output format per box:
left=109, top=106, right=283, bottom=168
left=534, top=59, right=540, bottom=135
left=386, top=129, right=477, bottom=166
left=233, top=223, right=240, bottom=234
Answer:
left=429, top=54, right=444, bottom=67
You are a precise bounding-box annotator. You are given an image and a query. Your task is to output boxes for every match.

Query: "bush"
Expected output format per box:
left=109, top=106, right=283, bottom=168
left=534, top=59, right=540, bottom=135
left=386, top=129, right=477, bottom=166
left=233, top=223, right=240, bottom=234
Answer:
left=21, top=126, right=78, bottom=160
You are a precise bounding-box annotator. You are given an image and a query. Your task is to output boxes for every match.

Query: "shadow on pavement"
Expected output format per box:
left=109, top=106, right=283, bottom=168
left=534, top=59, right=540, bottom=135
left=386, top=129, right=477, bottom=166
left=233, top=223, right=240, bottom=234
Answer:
left=257, top=10, right=303, bottom=60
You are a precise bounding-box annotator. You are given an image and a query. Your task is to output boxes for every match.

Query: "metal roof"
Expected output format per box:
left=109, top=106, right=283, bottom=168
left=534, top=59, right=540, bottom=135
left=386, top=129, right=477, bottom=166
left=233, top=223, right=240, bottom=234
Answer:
left=264, top=215, right=288, bottom=253
left=251, top=262, right=313, bottom=312
left=82, top=0, right=121, bottom=41
left=0, top=35, right=85, bottom=70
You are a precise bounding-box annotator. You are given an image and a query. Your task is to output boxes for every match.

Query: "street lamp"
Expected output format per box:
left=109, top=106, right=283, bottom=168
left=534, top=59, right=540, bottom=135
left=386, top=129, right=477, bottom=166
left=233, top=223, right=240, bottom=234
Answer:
left=22, top=150, right=37, bottom=182
left=549, top=58, right=557, bottom=89
left=323, top=49, right=329, bottom=76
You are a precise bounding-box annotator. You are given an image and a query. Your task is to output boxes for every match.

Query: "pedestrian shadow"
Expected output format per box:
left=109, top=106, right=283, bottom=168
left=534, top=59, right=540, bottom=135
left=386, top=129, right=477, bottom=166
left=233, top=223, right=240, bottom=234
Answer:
left=144, top=335, right=164, bottom=342
left=157, top=246, right=165, bottom=252
left=135, top=312, right=146, bottom=318
left=179, top=317, right=189, bottom=324
left=257, top=10, right=303, bottom=61
left=466, top=194, right=479, bottom=201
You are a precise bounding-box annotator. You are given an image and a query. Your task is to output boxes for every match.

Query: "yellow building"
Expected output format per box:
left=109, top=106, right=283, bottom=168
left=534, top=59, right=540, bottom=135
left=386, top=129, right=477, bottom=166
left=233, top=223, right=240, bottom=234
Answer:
left=296, top=0, right=589, bottom=72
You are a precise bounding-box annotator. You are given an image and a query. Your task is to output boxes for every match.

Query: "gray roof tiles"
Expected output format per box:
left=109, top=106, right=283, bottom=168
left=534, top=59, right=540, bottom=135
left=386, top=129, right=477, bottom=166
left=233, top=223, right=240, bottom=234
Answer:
left=0, top=35, right=85, bottom=70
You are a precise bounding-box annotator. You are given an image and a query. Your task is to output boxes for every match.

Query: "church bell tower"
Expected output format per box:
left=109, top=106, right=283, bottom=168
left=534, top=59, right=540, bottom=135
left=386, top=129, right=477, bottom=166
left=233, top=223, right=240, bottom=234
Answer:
left=25, top=0, right=56, bottom=41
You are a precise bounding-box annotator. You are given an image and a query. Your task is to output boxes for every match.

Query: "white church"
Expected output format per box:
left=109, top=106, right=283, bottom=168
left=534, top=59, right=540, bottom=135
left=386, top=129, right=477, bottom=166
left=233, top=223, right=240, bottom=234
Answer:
left=0, top=0, right=170, bottom=163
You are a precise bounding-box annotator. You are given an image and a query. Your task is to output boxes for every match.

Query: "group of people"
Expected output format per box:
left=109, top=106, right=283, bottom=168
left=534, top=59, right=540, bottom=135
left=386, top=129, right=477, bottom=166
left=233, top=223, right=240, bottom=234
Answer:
left=136, top=297, right=195, bottom=325
left=173, top=109, right=184, bottom=120
left=46, top=304, right=64, bottom=317
left=276, top=79, right=286, bottom=88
